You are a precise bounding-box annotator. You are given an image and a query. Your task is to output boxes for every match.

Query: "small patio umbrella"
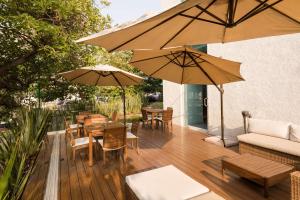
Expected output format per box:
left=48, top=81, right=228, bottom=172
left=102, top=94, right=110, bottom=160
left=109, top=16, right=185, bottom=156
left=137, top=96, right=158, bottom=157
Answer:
left=76, top=0, right=300, bottom=51
left=130, top=46, right=244, bottom=146
left=60, top=64, right=144, bottom=124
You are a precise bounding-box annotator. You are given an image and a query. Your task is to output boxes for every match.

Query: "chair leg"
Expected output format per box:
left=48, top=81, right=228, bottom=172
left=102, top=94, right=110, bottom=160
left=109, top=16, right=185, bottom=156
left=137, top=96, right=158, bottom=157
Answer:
left=103, top=151, right=106, bottom=165
left=72, top=149, right=76, bottom=161
left=136, top=138, right=140, bottom=154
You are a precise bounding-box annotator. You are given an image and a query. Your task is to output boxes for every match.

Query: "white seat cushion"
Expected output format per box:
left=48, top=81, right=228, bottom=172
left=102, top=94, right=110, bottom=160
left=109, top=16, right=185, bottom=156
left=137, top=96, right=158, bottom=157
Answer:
left=127, top=132, right=137, bottom=139
left=70, top=124, right=82, bottom=129
left=238, top=133, right=300, bottom=157
left=74, top=137, right=96, bottom=147
left=290, top=124, right=300, bottom=142
left=98, top=139, right=103, bottom=147
left=248, top=118, right=290, bottom=139
left=126, top=165, right=209, bottom=200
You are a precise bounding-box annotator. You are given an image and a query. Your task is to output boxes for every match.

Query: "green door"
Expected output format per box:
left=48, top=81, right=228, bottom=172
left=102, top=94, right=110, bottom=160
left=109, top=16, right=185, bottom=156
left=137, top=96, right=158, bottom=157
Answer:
left=186, top=44, right=208, bottom=129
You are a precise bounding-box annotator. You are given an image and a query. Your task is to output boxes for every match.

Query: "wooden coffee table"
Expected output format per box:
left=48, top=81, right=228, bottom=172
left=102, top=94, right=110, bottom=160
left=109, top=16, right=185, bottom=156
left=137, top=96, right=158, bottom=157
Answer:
left=222, top=153, right=294, bottom=197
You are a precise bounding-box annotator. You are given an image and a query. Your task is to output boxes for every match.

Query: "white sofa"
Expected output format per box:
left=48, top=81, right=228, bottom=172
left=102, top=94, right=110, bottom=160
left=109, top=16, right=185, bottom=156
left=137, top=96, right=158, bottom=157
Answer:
left=238, top=115, right=300, bottom=169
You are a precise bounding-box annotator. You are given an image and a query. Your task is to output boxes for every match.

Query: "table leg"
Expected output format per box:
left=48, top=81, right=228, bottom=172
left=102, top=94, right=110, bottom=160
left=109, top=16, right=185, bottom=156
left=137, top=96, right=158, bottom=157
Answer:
left=88, top=132, right=93, bottom=166
left=136, top=138, right=139, bottom=154
left=151, top=113, right=155, bottom=129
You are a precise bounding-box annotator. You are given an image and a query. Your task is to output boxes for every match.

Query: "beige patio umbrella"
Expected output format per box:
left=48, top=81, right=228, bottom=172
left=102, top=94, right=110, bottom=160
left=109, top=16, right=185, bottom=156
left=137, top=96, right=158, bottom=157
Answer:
left=130, top=46, right=244, bottom=146
left=76, top=0, right=300, bottom=51
left=60, top=64, right=144, bottom=124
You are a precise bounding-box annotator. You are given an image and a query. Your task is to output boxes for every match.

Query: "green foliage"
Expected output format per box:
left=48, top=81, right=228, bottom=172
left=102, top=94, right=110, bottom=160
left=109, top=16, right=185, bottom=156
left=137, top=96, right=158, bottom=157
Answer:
left=0, top=108, right=52, bottom=200
left=0, top=0, right=111, bottom=116
left=94, top=93, right=143, bottom=117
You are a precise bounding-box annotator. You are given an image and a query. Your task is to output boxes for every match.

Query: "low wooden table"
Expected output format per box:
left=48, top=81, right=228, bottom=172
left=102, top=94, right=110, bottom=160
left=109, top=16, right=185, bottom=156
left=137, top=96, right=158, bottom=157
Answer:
left=222, top=153, right=294, bottom=197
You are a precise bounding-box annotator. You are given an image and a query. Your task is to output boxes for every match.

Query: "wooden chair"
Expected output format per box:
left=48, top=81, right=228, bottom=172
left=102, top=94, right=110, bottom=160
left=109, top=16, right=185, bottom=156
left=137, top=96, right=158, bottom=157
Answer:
left=89, top=114, right=103, bottom=118
left=83, top=117, right=107, bottom=136
left=65, top=120, right=96, bottom=161
left=127, top=121, right=139, bottom=154
left=111, top=111, right=119, bottom=122
left=98, top=126, right=127, bottom=164
left=79, top=111, right=92, bottom=115
left=64, top=117, right=78, bottom=139
left=141, top=109, right=151, bottom=127
left=156, top=109, right=173, bottom=131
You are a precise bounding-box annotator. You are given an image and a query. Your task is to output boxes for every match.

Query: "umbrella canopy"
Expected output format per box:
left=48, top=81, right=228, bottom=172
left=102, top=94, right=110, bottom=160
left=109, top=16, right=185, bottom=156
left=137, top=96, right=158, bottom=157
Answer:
left=130, top=46, right=244, bottom=146
left=130, top=46, right=243, bottom=85
left=60, top=64, right=143, bottom=86
left=60, top=64, right=144, bottom=124
left=76, top=0, right=300, bottom=51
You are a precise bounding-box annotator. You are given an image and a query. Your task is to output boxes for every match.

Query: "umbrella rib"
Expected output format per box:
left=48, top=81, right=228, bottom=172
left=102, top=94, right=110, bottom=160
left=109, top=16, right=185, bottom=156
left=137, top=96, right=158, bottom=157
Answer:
left=95, top=73, right=101, bottom=86
left=110, top=4, right=199, bottom=52
left=234, top=0, right=271, bottom=25
left=187, top=52, right=221, bottom=92
left=160, top=0, right=218, bottom=49
left=130, top=54, right=174, bottom=64
left=195, top=5, right=227, bottom=25
left=149, top=52, right=183, bottom=76
left=170, top=51, right=182, bottom=66
left=179, top=14, right=225, bottom=26
left=116, top=72, right=140, bottom=84
left=254, top=0, right=300, bottom=25
left=69, top=70, right=94, bottom=82
left=190, top=52, right=244, bottom=81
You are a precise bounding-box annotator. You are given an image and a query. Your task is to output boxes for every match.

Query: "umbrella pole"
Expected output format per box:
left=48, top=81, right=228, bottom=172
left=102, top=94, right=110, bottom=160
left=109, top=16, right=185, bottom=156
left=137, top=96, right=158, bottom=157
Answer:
left=220, top=84, right=225, bottom=147
left=121, top=87, right=126, bottom=125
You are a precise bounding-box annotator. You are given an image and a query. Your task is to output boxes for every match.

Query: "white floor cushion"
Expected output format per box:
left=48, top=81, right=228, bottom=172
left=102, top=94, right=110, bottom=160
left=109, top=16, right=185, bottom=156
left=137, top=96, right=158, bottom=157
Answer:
left=238, top=133, right=300, bottom=157
left=248, top=118, right=290, bottom=139
left=126, top=165, right=209, bottom=200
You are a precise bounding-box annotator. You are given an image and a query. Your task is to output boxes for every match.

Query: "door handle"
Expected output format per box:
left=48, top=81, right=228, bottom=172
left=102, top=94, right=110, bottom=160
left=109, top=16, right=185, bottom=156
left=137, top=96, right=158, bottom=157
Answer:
left=204, top=97, right=208, bottom=107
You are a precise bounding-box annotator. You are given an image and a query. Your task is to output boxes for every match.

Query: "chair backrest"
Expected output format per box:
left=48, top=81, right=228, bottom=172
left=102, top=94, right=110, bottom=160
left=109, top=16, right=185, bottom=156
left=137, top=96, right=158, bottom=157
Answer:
left=84, top=117, right=107, bottom=126
left=89, top=114, right=103, bottom=119
left=162, top=109, right=173, bottom=121
left=167, top=107, right=173, bottom=110
left=79, top=111, right=92, bottom=115
left=64, top=120, right=75, bottom=145
left=103, top=126, right=126, bottom=149
left=111, top=111, right=119, bottom=122
left=131, top=121, right=139, bottom=136
left=141, top=109, right=148, bottom=120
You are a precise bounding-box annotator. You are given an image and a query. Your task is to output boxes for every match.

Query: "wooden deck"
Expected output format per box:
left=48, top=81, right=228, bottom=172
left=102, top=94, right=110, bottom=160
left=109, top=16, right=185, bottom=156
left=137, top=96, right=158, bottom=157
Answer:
left=22, top=125, right=290, bottom=200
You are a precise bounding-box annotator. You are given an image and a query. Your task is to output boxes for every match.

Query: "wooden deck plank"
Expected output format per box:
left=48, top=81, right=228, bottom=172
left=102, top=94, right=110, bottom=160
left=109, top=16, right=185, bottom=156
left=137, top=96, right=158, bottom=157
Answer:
left=59, top=134, right=71, bottom=200
left=23, top=124, right=291, bottom=200
left=66, top=139, right=83, bottom=200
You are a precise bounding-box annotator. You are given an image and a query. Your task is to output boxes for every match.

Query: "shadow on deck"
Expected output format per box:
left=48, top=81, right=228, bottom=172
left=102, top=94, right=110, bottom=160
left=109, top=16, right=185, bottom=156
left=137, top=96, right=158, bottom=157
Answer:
left=22, top=124, right=290, bottom=200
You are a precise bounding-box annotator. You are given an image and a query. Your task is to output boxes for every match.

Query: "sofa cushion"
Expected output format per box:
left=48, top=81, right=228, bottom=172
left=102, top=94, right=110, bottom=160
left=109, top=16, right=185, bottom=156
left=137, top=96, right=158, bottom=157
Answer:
left=248, top=118, right=290, bottom=139
left=290, top=124, right=300, bottom=142
left=238, top=133, right=300, bottom=157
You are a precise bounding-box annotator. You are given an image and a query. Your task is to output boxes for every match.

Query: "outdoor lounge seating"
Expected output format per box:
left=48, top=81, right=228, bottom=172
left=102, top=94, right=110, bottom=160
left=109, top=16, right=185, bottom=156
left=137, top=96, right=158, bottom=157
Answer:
left=125, top=165, right=224, bottom=200
left=238, top=111, right=300, bottom=169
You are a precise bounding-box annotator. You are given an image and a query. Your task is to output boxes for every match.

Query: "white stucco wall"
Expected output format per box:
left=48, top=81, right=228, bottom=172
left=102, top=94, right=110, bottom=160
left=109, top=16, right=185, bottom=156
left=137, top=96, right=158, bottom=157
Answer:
left=163, top=80, right=185, bottom=126
left=207, top=33, right=300, bottom=141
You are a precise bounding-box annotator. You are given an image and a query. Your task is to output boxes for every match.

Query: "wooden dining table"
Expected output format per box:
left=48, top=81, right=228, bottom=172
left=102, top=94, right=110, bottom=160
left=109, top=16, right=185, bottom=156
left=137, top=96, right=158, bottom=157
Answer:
left=143, top=108, right=164, bottom=129
left=84, top=122, right=124, bottom=166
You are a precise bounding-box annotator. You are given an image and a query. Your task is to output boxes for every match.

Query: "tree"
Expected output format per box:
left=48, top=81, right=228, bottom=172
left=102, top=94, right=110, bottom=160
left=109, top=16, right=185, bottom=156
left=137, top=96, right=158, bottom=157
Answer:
left=0, top=0, right=111, bottom=117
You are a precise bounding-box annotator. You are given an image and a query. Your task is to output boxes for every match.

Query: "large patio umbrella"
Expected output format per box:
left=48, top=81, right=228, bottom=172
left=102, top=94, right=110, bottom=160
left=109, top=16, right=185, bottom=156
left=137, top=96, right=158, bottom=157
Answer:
left=130, top=46, right=244, bottom=146
left=60, top=64, right=144, bottom=124
left=76, top=0, right=300, bottom=51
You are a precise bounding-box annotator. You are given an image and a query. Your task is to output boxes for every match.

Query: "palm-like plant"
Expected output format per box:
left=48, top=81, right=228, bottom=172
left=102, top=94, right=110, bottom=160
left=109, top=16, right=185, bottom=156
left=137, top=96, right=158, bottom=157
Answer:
left=0, top=108, right=52, bottom=200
